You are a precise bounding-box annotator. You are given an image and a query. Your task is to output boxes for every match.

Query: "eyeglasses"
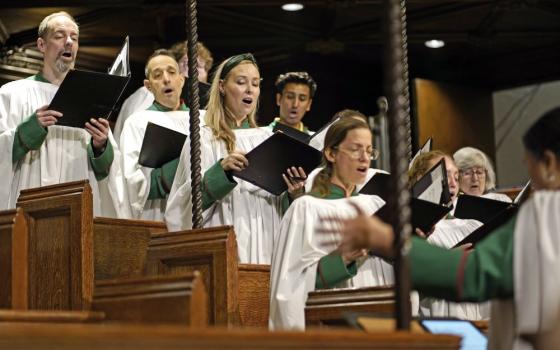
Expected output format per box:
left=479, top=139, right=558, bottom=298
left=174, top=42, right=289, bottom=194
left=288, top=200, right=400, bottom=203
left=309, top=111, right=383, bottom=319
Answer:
left=334, top=146, right=380, bottom=160
left=461, top=168, right=486, bottom=178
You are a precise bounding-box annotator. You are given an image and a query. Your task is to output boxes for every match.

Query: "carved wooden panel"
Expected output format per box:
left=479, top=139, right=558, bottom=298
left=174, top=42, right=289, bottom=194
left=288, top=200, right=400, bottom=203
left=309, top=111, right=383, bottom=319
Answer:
left=0, top=208, right=27, bottom=308
left=305, top=286, right=395, bottom=326
left=92, top=273, right=207, bottom=327
left=145, top=226, right=239, bottom=326
left=238, top=264, right=270, bottom=328
left=93, top=217, right=167, bottom=280
left=15, top=180, right=93, bottom=311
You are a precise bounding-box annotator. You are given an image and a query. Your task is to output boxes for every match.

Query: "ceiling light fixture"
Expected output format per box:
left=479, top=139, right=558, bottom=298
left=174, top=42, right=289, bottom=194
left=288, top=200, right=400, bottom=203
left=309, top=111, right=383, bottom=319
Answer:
left=282, top=3, right=304, bottom=11
left=425, top=39, right=445, bottom=49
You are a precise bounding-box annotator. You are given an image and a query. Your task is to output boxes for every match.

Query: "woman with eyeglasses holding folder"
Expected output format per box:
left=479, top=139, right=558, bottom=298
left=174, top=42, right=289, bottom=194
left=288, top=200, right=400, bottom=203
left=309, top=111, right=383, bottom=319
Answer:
left=165, top=53, right=304, bottom=264
left=269, top=115, right=395, bottom=330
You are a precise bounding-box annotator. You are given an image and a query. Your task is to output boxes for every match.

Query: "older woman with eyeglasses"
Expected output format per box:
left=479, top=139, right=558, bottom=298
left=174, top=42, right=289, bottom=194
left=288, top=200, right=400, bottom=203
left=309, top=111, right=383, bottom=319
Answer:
left=453, top=147, right=511, bottom=202
left=269, top=114, right=394, bottom=330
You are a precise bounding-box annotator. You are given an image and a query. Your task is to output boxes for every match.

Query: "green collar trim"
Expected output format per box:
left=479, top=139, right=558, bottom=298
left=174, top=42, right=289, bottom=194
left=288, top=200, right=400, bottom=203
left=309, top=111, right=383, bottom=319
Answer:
left=28, top=73, right=51, bottom=84
left=270, top=117, right=309, bottom=134
left=310, top=183, right=358, bottom=199
left=148, top=101, right=189, bottom=112
left=232, top=118, right=250, bottom=129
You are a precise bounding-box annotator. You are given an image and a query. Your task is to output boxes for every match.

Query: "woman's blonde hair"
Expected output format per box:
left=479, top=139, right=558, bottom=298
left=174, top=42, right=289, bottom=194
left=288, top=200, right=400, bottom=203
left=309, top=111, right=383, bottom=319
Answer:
left=311, top=115, right=371, bottom=198
left=205, top=56, right=259, bottom=152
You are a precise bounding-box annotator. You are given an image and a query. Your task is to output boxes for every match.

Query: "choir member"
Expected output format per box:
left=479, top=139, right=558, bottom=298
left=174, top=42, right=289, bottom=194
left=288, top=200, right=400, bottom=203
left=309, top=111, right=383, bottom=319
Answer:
left=119, top=49, right=203, bottom=220
left=166, top=53, right=302, bottom=263
left=409, top=150, right=488, bottom=320
left=0, top=11, right=127, bottom=217
left=269, top=116, right=393, bottom=330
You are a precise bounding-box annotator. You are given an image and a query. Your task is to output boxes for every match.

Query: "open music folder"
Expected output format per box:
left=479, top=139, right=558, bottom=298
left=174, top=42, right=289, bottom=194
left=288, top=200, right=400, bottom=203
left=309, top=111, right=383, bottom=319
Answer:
left=360, top=171, right=451, bottom=233
left=411, top=158, right=452, bottom=206
left=48, top=36, right=131, bottom=128
left=452, top=181, right=531, bottom=247
left=232, top=131, right=322, bottom=195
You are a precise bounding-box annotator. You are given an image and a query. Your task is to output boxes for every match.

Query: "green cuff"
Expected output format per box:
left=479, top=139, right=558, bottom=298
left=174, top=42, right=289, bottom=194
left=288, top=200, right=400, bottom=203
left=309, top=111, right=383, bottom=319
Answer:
left=410, top=236, right=463, bottom=301
left=315, top=253, right=358, bottom=289
left=87, top=140, right=114, bottom=181
left=148, top=158, right=180, bottom=200
left=202, top=160, right=237, bottom=210
left=13, top=113, right=48, bottom=162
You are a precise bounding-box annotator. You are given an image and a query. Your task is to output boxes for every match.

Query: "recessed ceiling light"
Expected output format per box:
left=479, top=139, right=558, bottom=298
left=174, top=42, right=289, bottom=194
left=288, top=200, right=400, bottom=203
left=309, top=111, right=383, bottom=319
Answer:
left=282, top=3, right=304, bottom=11
left=425, top=39, right=445, bottom=49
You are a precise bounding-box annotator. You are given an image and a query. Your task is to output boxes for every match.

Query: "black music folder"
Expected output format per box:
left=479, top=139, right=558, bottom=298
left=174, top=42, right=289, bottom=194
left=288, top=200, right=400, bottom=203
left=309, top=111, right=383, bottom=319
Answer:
left=375, top=197, right=451, bottom=234
left=453, top=194, right=511, bottom=224
left=453, top=206, right=518, bottom=248
left=358, top=172, right=392, bottom=200
left=49, top=37, right=131, bottom=128
left=272, top=122, right=311, bottom=143
left=138, top=122, right=187, bottom=168
left=232, top=131, right=322, bottom=195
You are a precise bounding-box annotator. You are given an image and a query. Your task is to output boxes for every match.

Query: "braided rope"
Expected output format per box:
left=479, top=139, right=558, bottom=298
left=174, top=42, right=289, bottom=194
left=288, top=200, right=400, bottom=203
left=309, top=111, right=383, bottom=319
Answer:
left=383, top=0, right=412, bottom=330
left=186, top=0, right=203, bottom=228
left=400, top=0, right=413, bottom=160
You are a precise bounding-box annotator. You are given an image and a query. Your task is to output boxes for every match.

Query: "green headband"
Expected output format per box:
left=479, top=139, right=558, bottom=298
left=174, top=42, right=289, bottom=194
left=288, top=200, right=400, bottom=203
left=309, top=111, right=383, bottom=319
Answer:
left=220, top=53, right=257, bottom=79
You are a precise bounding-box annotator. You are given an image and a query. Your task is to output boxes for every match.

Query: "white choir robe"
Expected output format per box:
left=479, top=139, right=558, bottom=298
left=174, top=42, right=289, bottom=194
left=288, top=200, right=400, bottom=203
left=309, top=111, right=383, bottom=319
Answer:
left=491, top=190, right=560, bottom=350
left=0, top=78, right=129, bottom=217
left=421, top=218, right=488, bottom=320
left=119, top=108, right=205, bottom=220
left=165, top=126, right=282, bottom=264
left=269, top=194, right=394, bottom=330
left=113, top=86, right=154, bottom=143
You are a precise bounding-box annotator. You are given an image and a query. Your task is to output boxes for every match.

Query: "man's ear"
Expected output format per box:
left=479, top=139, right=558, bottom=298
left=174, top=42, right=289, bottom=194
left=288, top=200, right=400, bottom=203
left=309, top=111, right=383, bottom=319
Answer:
left=178, top=74, right=185, bottom=89
left=37, top=37, right=45, bottom=53
left=543, top=150, right=559, bottom=175
left=143, top=79, right=151, bottom=91
left=276, top=93, right=282, bottom=107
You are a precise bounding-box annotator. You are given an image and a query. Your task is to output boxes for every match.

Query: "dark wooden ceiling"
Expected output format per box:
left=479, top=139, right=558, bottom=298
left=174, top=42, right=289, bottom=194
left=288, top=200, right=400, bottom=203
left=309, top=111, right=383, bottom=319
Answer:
left=1, top=0, right=560, bottom=129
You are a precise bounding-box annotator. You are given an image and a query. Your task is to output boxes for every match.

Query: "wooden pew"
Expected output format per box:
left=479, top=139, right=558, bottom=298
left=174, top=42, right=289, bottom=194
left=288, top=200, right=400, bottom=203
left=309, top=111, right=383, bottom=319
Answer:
left=15, top=180, right=93, bottom=311
left=0, top=208, right=28, bottom=309
left=93, top=217, right=167, bottom=280
left=305, top=286, right=395, bottom=327
left=145, top=226, right=271, bottom=327
left=92, top=273, right=207, bottom=327
left=145, top=226, right=240, bottom=326
left=0, top=323, right=461, bottom=349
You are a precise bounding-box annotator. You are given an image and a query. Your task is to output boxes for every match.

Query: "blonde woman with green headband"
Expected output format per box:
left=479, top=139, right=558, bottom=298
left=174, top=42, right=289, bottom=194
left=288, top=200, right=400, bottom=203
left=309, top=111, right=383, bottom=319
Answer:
left=166, top=53, right=304, bottom=264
